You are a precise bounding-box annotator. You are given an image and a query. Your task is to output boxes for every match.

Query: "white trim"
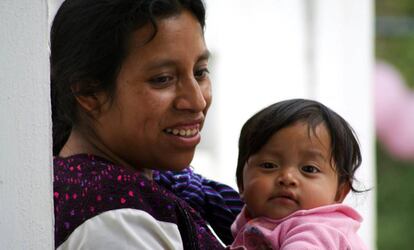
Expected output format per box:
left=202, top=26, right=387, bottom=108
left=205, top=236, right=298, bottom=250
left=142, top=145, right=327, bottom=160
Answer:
left=57, top=209, right=184, bottom=250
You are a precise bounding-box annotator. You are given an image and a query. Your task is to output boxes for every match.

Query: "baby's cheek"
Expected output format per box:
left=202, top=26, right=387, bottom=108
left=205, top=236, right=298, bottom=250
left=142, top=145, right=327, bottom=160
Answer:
left=247, top=177, right=271, bottom=194
left=303, top=188, right=337, bottom=209
left=244, top=178, right=271, bottom=203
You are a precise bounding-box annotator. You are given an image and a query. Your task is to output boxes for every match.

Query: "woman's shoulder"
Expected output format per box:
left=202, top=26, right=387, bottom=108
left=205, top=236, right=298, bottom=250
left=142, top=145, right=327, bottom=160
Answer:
left=54, top=153, right=123, bottom=174
left=53, top=153, right=178, bottom=210
left=53, top=154, right=162, bottom=202
left=53, top=154, right=181, bottom=247
left=54, top=154, right=153, bottom=191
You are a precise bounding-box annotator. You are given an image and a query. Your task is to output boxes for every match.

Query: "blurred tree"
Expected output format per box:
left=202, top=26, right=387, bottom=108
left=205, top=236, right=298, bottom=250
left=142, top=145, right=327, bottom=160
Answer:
left=376, top=0, right=414, bottom=249
left=377, top=0, right=414, bottom=16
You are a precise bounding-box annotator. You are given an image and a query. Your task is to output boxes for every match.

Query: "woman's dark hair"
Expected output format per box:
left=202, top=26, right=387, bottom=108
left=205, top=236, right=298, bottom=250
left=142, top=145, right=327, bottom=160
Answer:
left=236, top=98, right=363, bottom=193
left=51, top=0, right=206, bottom=155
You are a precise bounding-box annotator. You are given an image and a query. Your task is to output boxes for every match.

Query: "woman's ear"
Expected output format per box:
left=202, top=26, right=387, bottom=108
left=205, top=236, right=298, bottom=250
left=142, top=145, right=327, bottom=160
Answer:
left=71, top=83, right=106, bottom=114
left=335, top=182, right=350, bottom=203
left=74, top=94, right=100, bottom=113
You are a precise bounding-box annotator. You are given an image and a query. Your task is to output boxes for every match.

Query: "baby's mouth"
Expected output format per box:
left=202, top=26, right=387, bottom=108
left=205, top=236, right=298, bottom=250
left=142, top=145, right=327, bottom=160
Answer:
left=164, top=128, right=199, bottom=138
left=270, top=191, right=299, bottom=204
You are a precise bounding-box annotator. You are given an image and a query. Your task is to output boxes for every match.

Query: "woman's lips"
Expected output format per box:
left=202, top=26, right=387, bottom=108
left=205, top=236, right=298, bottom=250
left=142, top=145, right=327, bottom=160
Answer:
left=164, top=127, right=199, bottom=138
left=163, top=121, right=203, bottom=148
left=163, top=119, right=203, bottom=138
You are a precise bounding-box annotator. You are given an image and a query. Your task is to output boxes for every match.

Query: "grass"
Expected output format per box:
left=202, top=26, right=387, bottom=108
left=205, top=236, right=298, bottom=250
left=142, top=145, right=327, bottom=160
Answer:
left=376, top=144, right=414, bottom=250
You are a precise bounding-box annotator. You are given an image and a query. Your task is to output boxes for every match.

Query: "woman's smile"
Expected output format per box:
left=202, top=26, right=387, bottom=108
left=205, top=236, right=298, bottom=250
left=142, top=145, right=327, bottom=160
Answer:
left=163, top=120, right=203, bottom=148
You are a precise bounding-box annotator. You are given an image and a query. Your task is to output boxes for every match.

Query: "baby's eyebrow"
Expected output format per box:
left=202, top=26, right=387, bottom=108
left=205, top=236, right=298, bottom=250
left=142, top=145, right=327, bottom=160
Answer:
left=302, top=149, right=328, bottom=162
left=259, top=148, right=283, bottom=158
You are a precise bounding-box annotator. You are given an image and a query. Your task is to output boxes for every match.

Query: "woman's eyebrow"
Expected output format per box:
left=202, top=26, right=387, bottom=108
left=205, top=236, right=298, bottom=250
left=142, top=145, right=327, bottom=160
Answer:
left=197, top=50, right=211, bottom=62
left=144, top=59, right=176, bottom=71
left=144, top=50, right=211, bottom=71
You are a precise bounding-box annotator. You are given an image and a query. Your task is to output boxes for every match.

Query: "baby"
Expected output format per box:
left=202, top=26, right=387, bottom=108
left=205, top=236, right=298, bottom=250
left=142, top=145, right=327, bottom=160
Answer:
left=230, top=99, right=368, bottom=249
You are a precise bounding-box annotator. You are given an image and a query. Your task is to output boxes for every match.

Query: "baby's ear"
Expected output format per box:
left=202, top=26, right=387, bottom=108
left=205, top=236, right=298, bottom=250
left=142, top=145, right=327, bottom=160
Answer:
left=238, top=184, right=244, bottom=201
left=335, top=182, right=350, bottom=203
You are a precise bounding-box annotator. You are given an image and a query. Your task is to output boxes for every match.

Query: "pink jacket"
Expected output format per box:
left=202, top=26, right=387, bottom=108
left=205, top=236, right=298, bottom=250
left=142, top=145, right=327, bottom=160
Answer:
left=230, top=204, right=367, bottom=250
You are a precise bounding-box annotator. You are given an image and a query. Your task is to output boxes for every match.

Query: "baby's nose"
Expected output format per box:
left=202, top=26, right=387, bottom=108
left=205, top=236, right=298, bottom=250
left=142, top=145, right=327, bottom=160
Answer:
left=277, top=170, right=298, bottom=186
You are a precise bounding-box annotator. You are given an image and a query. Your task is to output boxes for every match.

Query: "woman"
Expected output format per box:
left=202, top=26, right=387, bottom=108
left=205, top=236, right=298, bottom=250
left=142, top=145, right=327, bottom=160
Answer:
left=51, top=0, right=242, bottom=249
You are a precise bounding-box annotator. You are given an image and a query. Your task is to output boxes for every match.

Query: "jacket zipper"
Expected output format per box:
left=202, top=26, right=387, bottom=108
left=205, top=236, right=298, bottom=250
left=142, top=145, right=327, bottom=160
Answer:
left=176, top=201, right=200, bottom=250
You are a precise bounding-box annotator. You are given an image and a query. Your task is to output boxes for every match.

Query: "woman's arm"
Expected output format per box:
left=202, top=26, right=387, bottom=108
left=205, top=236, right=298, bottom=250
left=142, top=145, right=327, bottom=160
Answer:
left=57, top=208, right=184, bottom=250
left=154, top=167, right=244, bottom=245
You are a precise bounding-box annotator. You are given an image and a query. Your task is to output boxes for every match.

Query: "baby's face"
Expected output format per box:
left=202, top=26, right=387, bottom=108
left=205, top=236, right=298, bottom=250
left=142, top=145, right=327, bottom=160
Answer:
left=240, top=122, right=349, bottom=220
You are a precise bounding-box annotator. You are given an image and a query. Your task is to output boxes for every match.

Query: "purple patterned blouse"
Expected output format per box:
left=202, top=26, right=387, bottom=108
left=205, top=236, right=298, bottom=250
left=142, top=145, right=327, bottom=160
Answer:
left=53, top=154, right=225, bottom=249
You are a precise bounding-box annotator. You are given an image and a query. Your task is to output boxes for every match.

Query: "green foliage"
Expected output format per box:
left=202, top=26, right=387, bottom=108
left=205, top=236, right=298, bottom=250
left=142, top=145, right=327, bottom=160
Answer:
left=376, top=36, right=414, bottom=88
left=376, top=144, right=414, bottom=250
left=376, top=1, right=414, bottom=249
left=376, top=0, right=414, bottom=16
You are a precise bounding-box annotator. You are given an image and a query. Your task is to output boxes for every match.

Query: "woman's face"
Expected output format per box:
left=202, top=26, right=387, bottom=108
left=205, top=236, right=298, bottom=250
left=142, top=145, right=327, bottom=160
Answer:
left=92, top=11, right=211, bottom=172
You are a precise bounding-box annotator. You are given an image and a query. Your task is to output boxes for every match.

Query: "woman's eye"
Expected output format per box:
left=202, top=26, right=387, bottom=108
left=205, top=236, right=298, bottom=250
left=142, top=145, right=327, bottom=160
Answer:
left=194, top=68, right=210, bottom=80
left=149, top=75, right=174, bottom=87
left=301, top=165, right=320, bottom=173
left=259, top=162, right=278, bottom=169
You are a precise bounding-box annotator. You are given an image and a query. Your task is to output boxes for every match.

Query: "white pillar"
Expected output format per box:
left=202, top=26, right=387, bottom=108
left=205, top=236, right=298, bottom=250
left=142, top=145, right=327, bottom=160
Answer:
left=0, top=0, right=53, bottom=249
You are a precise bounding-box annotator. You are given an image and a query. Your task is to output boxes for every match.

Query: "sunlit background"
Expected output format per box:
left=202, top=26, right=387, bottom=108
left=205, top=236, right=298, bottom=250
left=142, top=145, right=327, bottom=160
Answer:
left=189, top=0, right=377, bottom=249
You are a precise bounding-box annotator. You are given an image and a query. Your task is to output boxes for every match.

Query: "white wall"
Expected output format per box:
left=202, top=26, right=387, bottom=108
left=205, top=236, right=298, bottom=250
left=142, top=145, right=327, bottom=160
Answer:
left=312, top=1, right=375, bottom=248
left=195, top=0, right=376, bottom=249
left=0, top=0, right=53, bottom=249
left=196, top=0, right=309, bottom=179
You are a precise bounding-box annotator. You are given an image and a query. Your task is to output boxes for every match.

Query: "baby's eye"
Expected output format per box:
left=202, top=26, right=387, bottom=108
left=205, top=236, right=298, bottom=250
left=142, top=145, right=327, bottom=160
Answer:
left=259, top=162, right=278, bottom=169
left=301, top=165, right=320, bottom=173
left=194, top=68, right=210, bottom=80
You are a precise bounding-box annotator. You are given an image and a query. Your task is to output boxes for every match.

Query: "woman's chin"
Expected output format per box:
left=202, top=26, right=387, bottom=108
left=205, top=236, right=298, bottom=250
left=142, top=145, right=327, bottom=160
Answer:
left=156, top=154, right=195, bottom=172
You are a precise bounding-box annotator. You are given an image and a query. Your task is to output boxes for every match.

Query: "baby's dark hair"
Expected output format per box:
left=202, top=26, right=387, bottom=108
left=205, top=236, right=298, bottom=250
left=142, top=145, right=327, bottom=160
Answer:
left=236, top=99, right=362, bottom=192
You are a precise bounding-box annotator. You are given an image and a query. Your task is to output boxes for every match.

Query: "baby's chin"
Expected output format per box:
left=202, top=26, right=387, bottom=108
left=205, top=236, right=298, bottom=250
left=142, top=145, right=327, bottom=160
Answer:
left=266, top=212, right=295, bottom=220
left=263, top=203, right=338, bottom=220
left=254, top=208, right=299, bottom=221
left=258, top=199, right=302, bottom=219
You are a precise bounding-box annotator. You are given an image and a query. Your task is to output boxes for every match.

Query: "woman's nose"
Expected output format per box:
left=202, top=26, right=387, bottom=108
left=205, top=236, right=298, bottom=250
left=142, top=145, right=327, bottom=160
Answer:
left=174, top=76, right=210, bottom=112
